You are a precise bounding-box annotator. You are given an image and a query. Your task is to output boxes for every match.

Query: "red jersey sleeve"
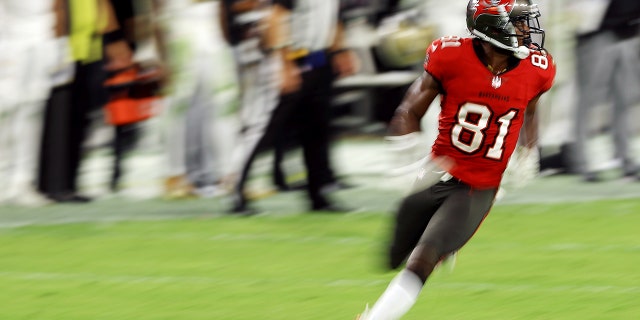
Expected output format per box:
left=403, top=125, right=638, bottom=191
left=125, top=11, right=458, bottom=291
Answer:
left=531, top=51, right=556, bottom=94
left=423, top=36, right=469, bottom=84
left=423, top=38, right=444, bottom=80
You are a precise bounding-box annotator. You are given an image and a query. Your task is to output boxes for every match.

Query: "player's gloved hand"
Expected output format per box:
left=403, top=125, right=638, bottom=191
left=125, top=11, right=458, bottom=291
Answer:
left=501, top=145, right=540, bottom=190
left=411, top=155, right=455, bottom=194
left=384, top=132, right=428, bottom=177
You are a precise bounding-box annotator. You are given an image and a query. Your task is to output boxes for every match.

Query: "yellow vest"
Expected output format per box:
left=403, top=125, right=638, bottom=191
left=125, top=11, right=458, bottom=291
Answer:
left=69, top=0, right=108, bottom=63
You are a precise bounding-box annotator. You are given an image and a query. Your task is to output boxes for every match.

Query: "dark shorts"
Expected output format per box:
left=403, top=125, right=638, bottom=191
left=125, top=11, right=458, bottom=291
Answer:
left=388, top=178, right=498, bottom=269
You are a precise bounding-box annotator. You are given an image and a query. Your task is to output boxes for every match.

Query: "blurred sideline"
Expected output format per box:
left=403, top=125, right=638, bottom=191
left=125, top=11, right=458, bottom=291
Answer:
left=1, top=132, right=639, bottom=230
left=77, top=124, right=640, bottom=205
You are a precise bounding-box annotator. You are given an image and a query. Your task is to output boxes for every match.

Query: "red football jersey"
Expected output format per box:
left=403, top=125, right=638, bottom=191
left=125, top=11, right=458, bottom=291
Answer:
left=424, top=36, right=556, bottom=189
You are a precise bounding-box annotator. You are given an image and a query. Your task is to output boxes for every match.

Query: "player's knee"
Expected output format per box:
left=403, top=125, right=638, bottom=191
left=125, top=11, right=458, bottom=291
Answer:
left=405, top=243, right=441, bottom=282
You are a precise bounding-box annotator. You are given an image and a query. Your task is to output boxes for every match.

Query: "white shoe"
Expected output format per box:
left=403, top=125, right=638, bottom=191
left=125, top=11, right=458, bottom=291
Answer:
left=195, top=184, right=227, bottom=199
left=7, top=189, right=53, bottom=207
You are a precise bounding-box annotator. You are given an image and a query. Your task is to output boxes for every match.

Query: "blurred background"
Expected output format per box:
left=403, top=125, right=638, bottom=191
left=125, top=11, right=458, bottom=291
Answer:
left=0, top=0, right=638, bottom=208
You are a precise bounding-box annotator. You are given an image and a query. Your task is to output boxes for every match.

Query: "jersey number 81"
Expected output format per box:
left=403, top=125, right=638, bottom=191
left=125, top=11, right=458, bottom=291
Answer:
left=451, top=103, right=518, bottom=160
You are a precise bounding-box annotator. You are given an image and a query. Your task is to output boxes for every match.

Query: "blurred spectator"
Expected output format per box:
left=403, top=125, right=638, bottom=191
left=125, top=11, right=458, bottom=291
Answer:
left=228, top=0, right=359, bottom=213
left=0, top=0, right=56, bottom=206
left=152, top=0, right=234, bottom=199
left=221, top=0, right=301, bottom=213
left=572, top=0, right=640, bottom=181
left=38, top=0, right=134, bottom=203
left=270, top=0, right=359, bottom=211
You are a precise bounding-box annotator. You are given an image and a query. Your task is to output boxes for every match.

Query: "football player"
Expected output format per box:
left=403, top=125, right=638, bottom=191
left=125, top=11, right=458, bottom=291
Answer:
left=357, top=0, right=556, bottom=319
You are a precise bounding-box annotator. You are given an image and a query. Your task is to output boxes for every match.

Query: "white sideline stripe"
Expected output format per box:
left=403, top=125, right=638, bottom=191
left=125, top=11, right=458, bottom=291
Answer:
left=1, top=271, right=638, bottom=294
left=0, top=215, right=210, bottom=230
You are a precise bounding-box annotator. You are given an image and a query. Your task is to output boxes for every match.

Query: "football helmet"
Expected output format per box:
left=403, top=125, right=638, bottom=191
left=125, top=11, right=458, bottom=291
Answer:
left=466, top=0, right=546, bottom=59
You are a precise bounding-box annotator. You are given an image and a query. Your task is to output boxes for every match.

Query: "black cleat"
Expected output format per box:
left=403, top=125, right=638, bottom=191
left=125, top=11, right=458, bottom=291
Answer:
left=48, top=192, right=93, bottom=203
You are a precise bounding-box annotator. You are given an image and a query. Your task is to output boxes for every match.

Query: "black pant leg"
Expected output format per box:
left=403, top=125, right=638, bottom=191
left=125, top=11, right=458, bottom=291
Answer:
left=38, top=84, right=74, bottom=195
left=233, top=91, right=301, bottom=208
left=67, top=61, right=108, bottom=192
left=299, top=66, right=336, bottom=207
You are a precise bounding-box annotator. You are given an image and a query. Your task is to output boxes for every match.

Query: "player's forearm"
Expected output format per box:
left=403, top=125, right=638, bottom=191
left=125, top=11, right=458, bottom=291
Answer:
left=522, top=109, right=539, bottom=149
left=389, top=107, right=422, bottom=136
left=521, top=96, right=540, bottom=149
left=388, top=74, right=437, bottom=135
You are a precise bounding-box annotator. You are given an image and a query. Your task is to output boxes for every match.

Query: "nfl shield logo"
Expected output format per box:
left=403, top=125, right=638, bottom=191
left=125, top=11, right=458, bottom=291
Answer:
left=491, top=76, right=502, bottom=89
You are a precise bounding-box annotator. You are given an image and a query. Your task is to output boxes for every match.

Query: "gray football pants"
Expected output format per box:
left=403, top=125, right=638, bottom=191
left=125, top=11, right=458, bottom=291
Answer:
left=388, top=178, right=497, bottom=270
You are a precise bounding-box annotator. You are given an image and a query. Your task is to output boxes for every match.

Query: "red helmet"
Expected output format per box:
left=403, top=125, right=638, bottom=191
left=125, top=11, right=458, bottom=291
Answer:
left=466, top=0, right=546, bottom=59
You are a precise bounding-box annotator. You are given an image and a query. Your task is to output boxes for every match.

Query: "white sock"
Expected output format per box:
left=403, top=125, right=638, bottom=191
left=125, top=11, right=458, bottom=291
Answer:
left=367, top=269, right=424, bottom=320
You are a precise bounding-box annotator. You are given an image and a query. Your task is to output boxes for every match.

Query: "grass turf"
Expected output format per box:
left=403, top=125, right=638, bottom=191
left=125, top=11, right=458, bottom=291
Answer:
left=0, top=198, right=639, bottom=319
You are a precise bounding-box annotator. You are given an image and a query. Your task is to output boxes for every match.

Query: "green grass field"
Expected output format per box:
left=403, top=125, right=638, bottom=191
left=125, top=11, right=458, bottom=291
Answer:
left=0, top=194, right=639, bottom=320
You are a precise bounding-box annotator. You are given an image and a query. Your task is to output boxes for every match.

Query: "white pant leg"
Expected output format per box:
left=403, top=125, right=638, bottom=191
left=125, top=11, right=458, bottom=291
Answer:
left=8, top=100, right=46, bottom=193
left=228, top=53, right=281, bottom=176
left=161, top=96, right=188, bottom=177
left=184, top=78, right=217, bottom=186
left=1, top=40, right=51, bottom=197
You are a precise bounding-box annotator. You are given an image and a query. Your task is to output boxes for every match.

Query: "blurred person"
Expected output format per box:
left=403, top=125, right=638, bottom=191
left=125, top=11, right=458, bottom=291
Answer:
left=571, top=0, right=640, bottom=182
left=268, top=0, right=359, bottom=211
left=228, top=0, right=360, bottom=213
left=356, top=0, right=556, bottom=319
left=38, top=0, right=134, bottom=203
left=220, top=0, right=303, bottom=213
left=152, top=0, right=235, bottom=199
left=0, top=0, right=57, bottom=206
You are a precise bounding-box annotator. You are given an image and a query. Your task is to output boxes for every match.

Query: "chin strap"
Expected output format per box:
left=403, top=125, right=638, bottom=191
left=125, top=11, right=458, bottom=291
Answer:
left=471, top=30, right=530, bottom=59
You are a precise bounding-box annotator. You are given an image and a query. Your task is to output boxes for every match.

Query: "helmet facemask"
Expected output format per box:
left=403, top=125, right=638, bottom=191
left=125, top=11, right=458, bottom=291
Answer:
left=509, top=4, right=546, bottom=52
